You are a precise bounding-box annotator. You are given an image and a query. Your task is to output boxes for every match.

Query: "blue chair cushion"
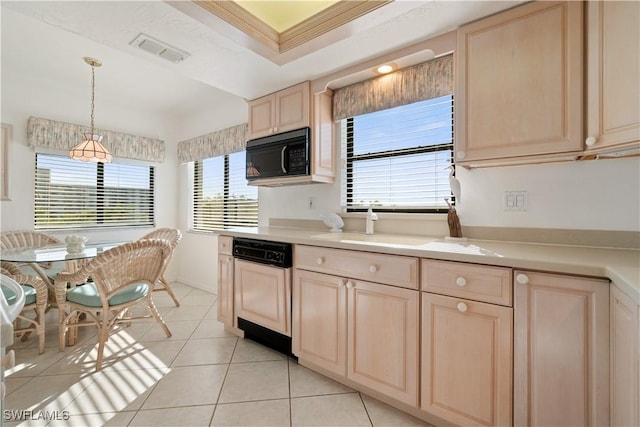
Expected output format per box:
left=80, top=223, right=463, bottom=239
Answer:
left=2, top=284, right=37, bottom=306
left=66, top=282, right=149, bottom=307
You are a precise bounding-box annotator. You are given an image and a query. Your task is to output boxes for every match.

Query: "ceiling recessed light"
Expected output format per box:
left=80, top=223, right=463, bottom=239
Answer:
left=376, top=63, right=395, bottom=74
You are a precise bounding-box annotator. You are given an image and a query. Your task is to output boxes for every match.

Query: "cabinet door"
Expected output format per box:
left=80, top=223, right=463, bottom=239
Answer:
left=217, top=254, right=234, bottom=327
left=514, top=271, right=609, bottom=426
left=275, top=81, right=310, bottom=134
left=421, top=293, right=512, bottom=426
left=610, top=284, right=639, bottom=427
left=248, top=95, right=275, bottom=139
left=456, top=1, right=583, bottom=163
left=292, top=269, right=347, bottom=376
left=348, top=280, right=419, bottom=406
left=585, top=1, right=640, bottom=153
left=234, top=259, right=291, bottom=336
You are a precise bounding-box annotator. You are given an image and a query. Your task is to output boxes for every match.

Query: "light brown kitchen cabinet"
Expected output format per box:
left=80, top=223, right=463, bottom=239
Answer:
left=610, top=283, right=639, bottom=427
left=234, top=259, right=291, bottom=336
left=421, top=293, right=513, bottom=427
left=247, top=81, right=310, bottom=140
left=584, top=0, right=640, bottom=156
left=247, top=82, right=335, bottom=186
left=456, top=1, right=583, bottom=166
left=420, top=260, right=513, bottom=426
left=514, top=270, right=610, bottom=426
left=293, top=245, right=420, bottom=406
left=217, top=236, right=234, bottom=328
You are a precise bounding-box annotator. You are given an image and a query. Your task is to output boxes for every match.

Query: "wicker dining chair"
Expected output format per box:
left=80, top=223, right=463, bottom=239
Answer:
left=140, top=228, right=182, bottom=307
left=1, top=265, right=48, bottom=353
left=54, top=239, right=173, bottom=370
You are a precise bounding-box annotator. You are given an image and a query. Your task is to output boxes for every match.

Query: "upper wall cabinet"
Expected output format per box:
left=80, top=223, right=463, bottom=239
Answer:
left=455, top=1, right=583, bottom=167
left=248, top=81, right=310, bottom=140
left=584, top=1, right=640, bottom=156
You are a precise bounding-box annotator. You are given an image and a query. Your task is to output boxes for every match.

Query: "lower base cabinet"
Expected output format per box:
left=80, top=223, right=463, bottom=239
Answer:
left=514, top=270, right=610, bottom=426
left=421, top=292, right=513, bottom=426
left=293, top=269, right=419, bottom=406
left=610, top=284, right=639, bottom=427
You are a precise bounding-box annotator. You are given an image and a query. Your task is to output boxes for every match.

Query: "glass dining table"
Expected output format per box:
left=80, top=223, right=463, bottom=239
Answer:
left=0, top=240, right=128, bottom=286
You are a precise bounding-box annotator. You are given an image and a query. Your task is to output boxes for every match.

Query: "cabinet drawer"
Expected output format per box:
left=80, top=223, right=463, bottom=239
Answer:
left=218, top=235, right=233, bottom=255
left=421, top=260, right=512, bottom=306
left=296, top=245, right=418, bottom=289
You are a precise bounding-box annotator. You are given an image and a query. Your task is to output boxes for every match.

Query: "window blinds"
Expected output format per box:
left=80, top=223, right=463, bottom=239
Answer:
left=193, top=152, right=258, bottom=231
left=35, top=153, right=154, bottom=229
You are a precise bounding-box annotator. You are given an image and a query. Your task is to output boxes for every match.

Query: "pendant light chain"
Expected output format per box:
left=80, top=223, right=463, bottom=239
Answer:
left=90, top=63, right=96, bottom=135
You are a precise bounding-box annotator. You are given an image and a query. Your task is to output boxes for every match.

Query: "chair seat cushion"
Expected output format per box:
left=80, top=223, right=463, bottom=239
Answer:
left=66, top=282, right=149, bottom=307
left=2, top=284, right=37, bottom=306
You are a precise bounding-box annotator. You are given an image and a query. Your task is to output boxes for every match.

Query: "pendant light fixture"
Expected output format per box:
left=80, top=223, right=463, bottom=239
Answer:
left=70, top=57, right=112, bottom=163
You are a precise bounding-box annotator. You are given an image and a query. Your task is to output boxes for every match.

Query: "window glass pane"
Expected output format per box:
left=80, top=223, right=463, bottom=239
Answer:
left=35, top=153, right=154, bottom=229
left=192, top=151, right=258, bottom=231
left=343, top=95, right=454, bottom=212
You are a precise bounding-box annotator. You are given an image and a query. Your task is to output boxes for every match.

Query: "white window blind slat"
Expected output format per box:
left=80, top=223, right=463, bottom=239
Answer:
left=35, top=153, right=154, bottom=229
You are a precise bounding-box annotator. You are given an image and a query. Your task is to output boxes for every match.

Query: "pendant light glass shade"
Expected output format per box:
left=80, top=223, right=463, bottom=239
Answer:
left=70, top=57, right=111, bottom=163
left=69, top=133, right=112, bottom=162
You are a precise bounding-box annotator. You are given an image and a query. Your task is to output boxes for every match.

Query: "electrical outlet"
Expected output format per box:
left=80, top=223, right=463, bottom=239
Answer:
left=504, top=191, right=528, bottom=211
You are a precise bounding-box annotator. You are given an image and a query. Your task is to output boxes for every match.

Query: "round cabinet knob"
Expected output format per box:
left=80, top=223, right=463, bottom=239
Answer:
left=369, top=265, right=378, bottom=273
left=457, top=302, right=468, bottom=313
left=585, top=136, right=597, bottom=147
left=516, top=273, right=529, bottom=285
left=338, top=279, right=346, bottom=287
left=456, top=151, right=466, bottom=160
left=316, top=257, right=324, bottom=265
left=346, top=281, right=353, bottom=289
left=455, top=277, right=467, bottom=287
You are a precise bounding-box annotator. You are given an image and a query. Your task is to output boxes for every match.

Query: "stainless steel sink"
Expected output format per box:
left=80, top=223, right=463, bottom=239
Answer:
left=311, top=232, right=436, bottom=247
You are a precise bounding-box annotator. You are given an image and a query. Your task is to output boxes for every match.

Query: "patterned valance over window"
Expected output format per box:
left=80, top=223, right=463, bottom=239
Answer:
left=27, top=116, right=165, bottom=163
left=333, top=54, right=453, bottom=121
left=177, top=123, right=248, bottom=163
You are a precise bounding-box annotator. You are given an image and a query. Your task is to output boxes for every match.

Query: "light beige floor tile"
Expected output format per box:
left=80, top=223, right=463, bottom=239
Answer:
left=181, top=292, right=217, bottom=307
left=191, top=318, right=236, bottom=339
left=204, top=306, right=219, bottom=320
left=140, top=319, right=199, bottom=342
left=64, top=367, right=168, bottom=414
left=142, top=364, right=228, bottom=409
left=3, top=373, right=95, bottom=414
left=112, top=321, right=156, bottom=341
left=289, top=360, right=354, bottom=397
left=361, top=394, right=431, bottom=426
left=48, top=411, right=137, bottom=427
left=211, top=399, right=291, bottom=427
left=130, top=405, right=215, bottom=427
left=162, top=305, right=210, bottom=321
left=150, top=290, right=183, bottom=308
left=173, top=337, right=238, bottom=367
left=218, top=360, right=289, bottom=403
left=108, top=340, right=186, bottom=371
left=291, top=393, right=372, bottom=427
left=3, top=376, right=32, bottom=397
left=231, top=338, right=287, bottom=363
left=6, top=346, right=69, bottom=378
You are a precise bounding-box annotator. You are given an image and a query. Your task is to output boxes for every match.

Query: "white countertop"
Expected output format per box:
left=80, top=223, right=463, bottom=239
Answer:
left=218, top=227, right=640, bottom=299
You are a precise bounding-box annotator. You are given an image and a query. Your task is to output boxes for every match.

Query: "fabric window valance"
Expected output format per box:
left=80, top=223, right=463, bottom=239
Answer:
left=177, top=123, right=248, bottom=163
left=27, top=116, right=165, bottom=163
left=332, top=54, right=453, bottom=121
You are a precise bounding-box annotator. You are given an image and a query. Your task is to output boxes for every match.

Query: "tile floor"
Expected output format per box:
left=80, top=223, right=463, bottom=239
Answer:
left=4, top=283, right=431, bottom=427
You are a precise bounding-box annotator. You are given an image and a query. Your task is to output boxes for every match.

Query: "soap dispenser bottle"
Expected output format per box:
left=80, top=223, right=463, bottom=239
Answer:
left=365, top=207, right=378, bottom=235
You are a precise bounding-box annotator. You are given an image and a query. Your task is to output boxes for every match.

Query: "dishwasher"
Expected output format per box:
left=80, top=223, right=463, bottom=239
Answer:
left=232, top=237, right=293, bottom=357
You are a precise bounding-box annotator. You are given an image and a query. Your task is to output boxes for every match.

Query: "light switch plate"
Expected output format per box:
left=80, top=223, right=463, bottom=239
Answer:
left=504, top=191, right=528, bottom=211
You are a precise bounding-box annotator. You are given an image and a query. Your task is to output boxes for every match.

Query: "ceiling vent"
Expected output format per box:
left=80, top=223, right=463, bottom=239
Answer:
left=130, top=33, right=190, bottom=63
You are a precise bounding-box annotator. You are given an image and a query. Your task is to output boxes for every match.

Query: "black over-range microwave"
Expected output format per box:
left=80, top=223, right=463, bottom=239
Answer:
left=245, top=127, right=310, bottom=181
